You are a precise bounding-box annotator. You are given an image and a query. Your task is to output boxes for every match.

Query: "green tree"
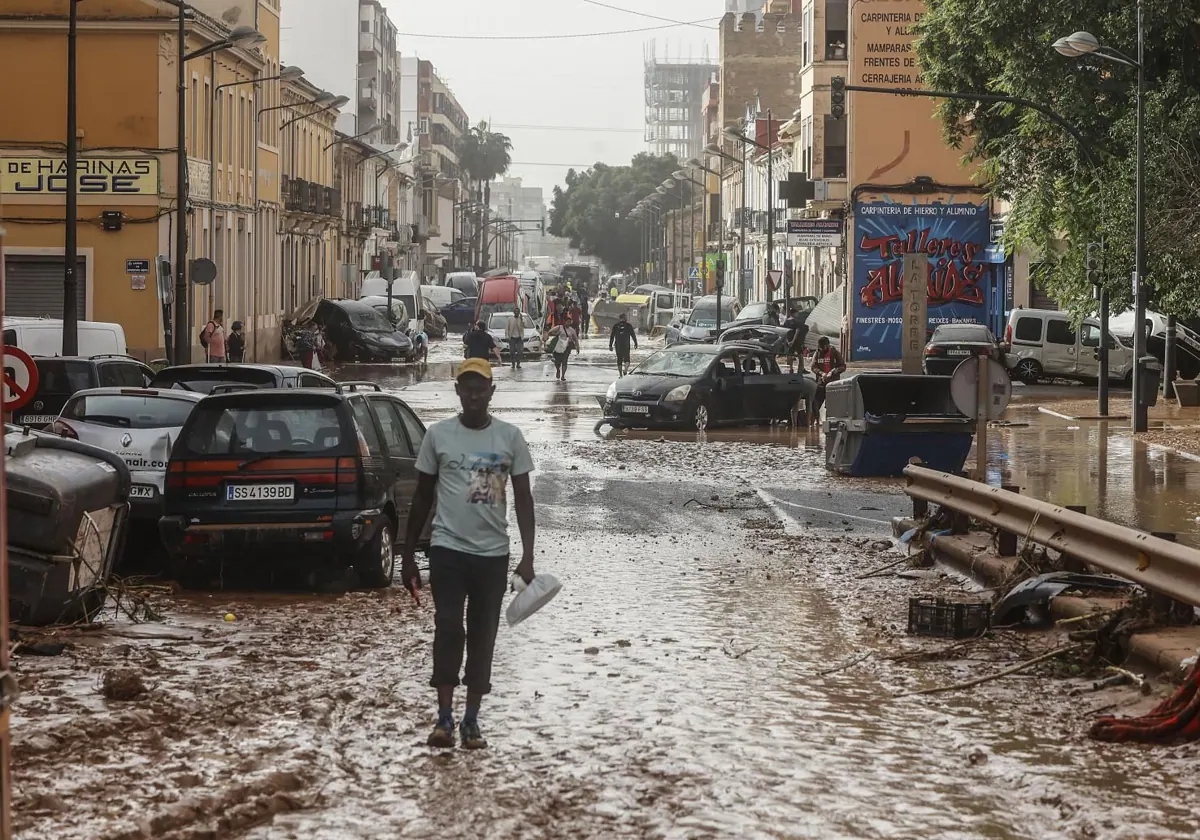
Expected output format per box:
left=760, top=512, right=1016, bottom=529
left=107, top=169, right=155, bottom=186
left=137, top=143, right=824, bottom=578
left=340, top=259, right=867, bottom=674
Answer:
left=549, top=152, right=687, bottom=272
left=460, top=121, right=513, bottom=268
left=915, top=0, right=1200, bottom=317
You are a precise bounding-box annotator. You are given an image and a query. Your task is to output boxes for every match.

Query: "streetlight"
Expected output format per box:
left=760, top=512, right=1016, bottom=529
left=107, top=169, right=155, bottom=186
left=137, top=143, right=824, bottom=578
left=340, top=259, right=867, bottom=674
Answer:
left=1053, top=15, right=1147, bottom=432
left=64, top=0, right=81, bottom=354
left=172, top=9, right=265, bottom=364
left=724, top=112, right=777, bottom=303
left=674, top=168, right=706, bottom=296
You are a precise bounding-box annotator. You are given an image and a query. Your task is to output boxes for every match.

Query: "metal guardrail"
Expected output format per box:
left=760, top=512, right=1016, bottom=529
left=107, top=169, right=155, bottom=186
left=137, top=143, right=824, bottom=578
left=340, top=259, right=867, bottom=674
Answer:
left=904, top=464, right=1200, bottom=607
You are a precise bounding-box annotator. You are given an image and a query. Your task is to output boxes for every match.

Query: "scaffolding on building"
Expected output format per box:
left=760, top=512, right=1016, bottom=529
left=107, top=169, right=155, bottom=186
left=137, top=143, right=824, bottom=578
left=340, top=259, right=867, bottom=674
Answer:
left=643, top=42, right=718, bottom=163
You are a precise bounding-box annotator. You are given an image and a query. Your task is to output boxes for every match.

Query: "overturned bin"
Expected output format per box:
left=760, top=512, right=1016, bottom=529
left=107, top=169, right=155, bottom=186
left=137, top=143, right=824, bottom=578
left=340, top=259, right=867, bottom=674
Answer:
left=5, top=426, right=131, bottom=626
left=823, top=374, right=973, bottom=477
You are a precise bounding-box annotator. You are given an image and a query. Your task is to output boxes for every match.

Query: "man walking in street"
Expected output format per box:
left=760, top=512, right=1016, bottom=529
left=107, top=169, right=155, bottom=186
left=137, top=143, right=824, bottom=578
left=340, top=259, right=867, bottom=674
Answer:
left=402, top=358, right=536, bottom=750
left=505, top=307, right=525, bottom=370
left=227, top=320, right=246, bottom=363
left=809, top=335, right=846, bottom=426
left=200, top=309, right=225, bottom=363
left=579, top=287, right=590, bottom=337
left=463, top=320, right=503, bottom=364
left=609, top=312, right=638, bottom=376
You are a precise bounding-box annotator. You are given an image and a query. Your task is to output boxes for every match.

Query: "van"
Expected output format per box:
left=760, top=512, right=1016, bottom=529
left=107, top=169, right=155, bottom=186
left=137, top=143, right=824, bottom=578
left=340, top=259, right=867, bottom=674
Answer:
left=359, top=271, right=421, bottom=333
left=421, top=284, right=465, bottom=309
left=517, top=271, right=546, bottom=322
left=474, top=275, right=529, bottom=326
left=1004, top=308, right=1134, bottom=384
left=441, top=271, right=480, bottom=298
left=2, top=317, right=128, bottom=357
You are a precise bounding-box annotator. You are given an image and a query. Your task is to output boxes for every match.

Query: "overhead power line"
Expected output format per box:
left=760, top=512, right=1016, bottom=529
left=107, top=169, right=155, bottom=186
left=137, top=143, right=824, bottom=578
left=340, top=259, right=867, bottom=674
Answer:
left=397, top=18, right=720, bottom=40
left=577, top=0, right=715, bottom=29
left=492, top=123, right=644, bottom=133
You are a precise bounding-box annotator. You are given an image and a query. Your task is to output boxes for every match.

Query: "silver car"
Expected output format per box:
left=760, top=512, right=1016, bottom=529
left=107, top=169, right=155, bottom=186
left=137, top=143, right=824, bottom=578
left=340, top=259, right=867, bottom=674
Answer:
left=486, top=312, right=544, bottom=358
left=50, top=387, right=205, bottom=519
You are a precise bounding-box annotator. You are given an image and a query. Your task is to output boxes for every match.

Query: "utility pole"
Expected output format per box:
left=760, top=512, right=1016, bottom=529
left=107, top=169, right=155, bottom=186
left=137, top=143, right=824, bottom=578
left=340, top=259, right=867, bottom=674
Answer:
left=63, top=0, right=80, bottom=355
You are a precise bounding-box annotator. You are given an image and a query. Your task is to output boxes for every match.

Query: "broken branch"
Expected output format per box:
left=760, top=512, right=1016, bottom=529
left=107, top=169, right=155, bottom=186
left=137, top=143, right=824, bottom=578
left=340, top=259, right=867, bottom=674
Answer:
left=895, top=644, right=1081, bottom=698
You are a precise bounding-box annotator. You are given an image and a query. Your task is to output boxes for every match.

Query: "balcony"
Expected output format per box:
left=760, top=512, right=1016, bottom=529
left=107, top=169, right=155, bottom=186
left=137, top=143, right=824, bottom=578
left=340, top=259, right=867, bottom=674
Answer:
left=282, top=176, right=341, bottom=218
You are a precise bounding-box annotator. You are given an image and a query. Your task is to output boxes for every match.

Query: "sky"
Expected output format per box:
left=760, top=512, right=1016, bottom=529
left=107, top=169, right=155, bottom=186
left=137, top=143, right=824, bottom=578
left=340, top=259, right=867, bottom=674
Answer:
left=382, top=0, right=721, bottom=200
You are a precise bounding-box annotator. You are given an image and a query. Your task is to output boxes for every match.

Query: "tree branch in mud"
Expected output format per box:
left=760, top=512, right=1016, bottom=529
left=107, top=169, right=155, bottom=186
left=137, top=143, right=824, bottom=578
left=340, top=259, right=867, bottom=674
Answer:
left=895, top=644, right=1082, bottom=698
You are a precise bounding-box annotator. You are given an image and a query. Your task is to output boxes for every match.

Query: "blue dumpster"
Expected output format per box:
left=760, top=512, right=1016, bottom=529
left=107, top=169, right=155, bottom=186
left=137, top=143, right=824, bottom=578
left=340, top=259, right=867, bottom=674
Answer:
left=823, top=374, right=973, bottom=477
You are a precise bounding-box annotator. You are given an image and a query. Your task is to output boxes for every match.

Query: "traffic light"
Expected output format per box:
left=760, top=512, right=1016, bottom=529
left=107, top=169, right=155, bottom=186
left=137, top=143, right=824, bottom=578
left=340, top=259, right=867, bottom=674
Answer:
left=830, top=76, right=846, bottom=120
left=1085, top=241, right=1102, bottom=285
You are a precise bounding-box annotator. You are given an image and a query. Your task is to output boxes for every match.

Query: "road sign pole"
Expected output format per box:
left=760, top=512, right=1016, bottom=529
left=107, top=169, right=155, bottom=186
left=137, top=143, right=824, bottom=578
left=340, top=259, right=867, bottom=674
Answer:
left=976, top=354, right=988, bottom=481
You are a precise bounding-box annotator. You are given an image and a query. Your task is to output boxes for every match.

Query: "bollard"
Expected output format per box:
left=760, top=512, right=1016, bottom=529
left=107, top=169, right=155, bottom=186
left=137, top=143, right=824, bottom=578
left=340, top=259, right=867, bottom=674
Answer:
left=1149, top=532, right=1194, bottom=626
left=1060, top=505, right=1088, bottom=572
left=997, top=484, right=1020, bottom=556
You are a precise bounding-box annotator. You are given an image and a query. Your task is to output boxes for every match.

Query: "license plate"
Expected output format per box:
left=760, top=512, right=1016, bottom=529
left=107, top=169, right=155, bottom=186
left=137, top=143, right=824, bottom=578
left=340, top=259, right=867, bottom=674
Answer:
left=622, top=404, right=650, bottom=414
left=947, top=349, right=971, bottom=355
left=226, top=483, right=295, bottom=502
left=129, top=485, right=157, bottom=500
left=17, top=415, right=57, bottom=425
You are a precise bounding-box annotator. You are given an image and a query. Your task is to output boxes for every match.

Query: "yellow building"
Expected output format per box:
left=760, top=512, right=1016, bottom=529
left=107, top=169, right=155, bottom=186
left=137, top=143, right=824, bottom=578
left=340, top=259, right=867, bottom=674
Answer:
left=0, top=0, right=338, bottom=362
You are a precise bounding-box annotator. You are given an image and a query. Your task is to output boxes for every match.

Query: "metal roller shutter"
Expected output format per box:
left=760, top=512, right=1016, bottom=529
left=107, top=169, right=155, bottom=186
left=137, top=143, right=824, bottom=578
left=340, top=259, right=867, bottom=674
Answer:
left=3, top=255, right=87, bottom=320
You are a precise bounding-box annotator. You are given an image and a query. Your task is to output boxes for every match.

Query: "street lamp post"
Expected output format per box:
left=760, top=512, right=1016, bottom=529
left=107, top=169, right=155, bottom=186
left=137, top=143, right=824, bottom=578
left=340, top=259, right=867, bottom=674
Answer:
left=1054, top=13, right=1148, bottom=432
left=172, top=6, right=264, bottom=364
left=64, top=0, right=80, bottom=355
left=709, top=140, right=749, bottom=303
left=725, top=113, right=775, bottom=303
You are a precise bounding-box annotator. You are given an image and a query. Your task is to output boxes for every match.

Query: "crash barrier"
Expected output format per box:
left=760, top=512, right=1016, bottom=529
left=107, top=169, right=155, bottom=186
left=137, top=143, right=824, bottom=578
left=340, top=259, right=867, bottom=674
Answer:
left=903, top=464, right=1200, bottom=608
left=825, top=374, right=973, bottom=477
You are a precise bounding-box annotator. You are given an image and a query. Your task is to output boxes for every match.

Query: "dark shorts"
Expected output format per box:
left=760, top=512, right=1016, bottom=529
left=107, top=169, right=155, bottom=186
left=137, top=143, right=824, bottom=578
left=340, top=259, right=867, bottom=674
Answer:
left=428, top=545, right=508, bottom=694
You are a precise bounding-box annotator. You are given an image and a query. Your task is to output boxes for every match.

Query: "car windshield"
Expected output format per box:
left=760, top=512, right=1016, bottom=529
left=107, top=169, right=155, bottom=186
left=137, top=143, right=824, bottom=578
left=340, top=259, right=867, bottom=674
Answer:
left=152, top=368, right=277, bottom=394
left=342, top=304, right=394, bottom=332
left=687, top=301, right=737, bottom=329
left=62, top=394, right=195, bottom=429
left=738, top=303, right=769, bottom=321
left=633, top=350, right=714, bottom=377
left=180, top=405, right=346, bottom=455
left=488, top=313, right=532, bottom=330
left=933, top=325, right=994, bottom=343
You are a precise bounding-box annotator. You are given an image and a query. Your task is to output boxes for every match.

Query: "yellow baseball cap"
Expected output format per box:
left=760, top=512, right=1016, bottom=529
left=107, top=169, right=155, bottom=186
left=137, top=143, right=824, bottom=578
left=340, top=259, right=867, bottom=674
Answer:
left=456, top=357, right=493, bottom=381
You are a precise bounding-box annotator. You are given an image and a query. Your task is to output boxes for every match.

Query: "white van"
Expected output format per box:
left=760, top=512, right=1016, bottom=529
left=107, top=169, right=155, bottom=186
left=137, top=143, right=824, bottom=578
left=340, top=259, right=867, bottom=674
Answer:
left=359, top=271, right=421, bottom=332
left=2, top=317, right=128, bottom=357
left=1004, top=308, right=1134, bottom=384
left=421, top=284, right=466, bottom=309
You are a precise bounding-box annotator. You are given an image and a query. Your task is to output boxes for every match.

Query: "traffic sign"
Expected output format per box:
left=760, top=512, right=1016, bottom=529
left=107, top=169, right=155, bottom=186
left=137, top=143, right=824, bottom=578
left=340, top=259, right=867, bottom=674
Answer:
left=950, top=356, right=1011, bottom=421
left=688, top=267, right=700, bottom=280
left=767, top=269, right=783, bottom=290
left=1, top=345, right=39, bottom=412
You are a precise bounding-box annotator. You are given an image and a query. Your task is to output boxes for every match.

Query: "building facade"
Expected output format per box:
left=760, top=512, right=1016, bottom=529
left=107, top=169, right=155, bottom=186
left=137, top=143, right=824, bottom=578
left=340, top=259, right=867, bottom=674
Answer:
left=643, top=43, right=718, bottom=164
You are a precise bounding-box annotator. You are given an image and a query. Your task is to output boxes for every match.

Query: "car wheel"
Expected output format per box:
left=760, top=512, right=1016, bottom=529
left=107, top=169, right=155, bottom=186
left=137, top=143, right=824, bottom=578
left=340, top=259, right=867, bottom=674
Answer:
left=693, top=402, right=710, bottom=431
left=356, top=522, right=394, bottom=589
left=1014, top=358, right=1042, bottom=384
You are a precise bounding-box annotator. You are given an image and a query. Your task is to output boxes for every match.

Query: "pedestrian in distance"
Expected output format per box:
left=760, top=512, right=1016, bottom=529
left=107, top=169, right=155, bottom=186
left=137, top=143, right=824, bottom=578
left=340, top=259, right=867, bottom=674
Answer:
left=764, top=304, right=781, bottom=327
left=505, top=306, right=525, bottom=370
left=609, top=312, right=638, bottom=377
left=809, top=335, right=846, bottom=426
left=547, top=318, right=579, bottom=381
left=227, top=320, right=246, bottom=363
left=463, top=320, right=502, bottom=365
left=401, top=357, right=537, bottom=750
left=200, top=309, right=225, bottom=363
left=579, top=287, right=591, bottom=337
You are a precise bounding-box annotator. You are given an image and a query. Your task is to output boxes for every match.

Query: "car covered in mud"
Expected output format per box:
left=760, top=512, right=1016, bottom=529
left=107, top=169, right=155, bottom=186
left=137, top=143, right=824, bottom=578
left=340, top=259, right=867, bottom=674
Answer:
left=601, top=344, right=816, bottom=431
left=666, top=296, right=743, bottom=346
left=159, top=385, right=428, bottom=588
left=151, top=363, right=337, bottom=393
left=50, top=387, right=205, bottom=521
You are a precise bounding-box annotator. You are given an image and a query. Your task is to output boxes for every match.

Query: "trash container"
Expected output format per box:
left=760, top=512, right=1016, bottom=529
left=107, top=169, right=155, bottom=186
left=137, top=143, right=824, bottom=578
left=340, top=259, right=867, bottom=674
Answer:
left=1139, top=355, right=1162, bottom=409
left=823, top=374, right=974, bottom=477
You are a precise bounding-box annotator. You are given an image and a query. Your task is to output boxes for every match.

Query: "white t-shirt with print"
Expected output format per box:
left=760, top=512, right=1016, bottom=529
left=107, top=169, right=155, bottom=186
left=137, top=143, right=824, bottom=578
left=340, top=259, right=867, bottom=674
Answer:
left=414, top=415, right=534, bottom=557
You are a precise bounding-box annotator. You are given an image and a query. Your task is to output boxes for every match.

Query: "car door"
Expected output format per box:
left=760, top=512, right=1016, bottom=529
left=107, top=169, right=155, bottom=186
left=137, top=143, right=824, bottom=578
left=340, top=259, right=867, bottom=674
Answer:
left=348, top=397, right=392, bottom=511
left=1043, top=317, right=1079, bottom=377
left=1078, top=322, right=1103, bottom=379
left=741, top=352, right=815, bottom=421
left=712, top=350, right=747, bottom=424
left=367, top=395, right=419, bottom=539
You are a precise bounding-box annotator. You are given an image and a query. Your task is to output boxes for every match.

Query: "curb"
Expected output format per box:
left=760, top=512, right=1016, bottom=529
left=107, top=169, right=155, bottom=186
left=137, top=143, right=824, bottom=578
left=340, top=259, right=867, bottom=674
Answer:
left=894, top=518, right=1200, bottom=681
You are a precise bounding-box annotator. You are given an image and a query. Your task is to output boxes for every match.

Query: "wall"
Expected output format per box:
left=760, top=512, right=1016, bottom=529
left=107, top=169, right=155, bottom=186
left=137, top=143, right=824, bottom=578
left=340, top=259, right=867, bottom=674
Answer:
left=717, top=12, right=803, bottom=135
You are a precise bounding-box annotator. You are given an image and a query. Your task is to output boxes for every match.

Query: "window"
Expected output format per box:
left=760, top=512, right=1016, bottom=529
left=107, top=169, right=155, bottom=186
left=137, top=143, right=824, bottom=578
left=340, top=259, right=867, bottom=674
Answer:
left=802, top=2, right=814, bottom=66
left=2, top=329, right=15, bottom=346
left=419, top=117, right=429, bottom=135
left=1046, top=319, right=1076, bottom=346
left=350, top=399, right=382, bottom=454
left=370, top=398, right=415, bottom=458
left=361, top=20, right=370, bottom=31
left=97, top=363, right=146, bottom=388
left=181, top=404, right=345, bottom=454
left=63, top=394, right=195, bottom=429
left=1081, top=324, right=1101, bottom=348
left=392, top=401, right=426, bottom=453
left=1013, top=317, right=1043, bottom=343
left=299, top=373, right=335, bottom=388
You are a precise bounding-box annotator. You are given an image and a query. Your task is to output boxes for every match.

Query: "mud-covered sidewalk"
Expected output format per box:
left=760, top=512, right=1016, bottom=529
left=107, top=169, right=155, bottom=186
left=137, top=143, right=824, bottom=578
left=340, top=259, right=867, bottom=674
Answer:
left=12, top=340, right=1200, bottom=839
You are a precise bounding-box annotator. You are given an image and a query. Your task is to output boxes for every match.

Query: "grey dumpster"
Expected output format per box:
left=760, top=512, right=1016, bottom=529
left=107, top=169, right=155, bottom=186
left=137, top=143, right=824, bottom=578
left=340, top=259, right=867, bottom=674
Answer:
left=1139, top=355, right=1162, bottom=408
left=823, top=374, right=974, bottom=477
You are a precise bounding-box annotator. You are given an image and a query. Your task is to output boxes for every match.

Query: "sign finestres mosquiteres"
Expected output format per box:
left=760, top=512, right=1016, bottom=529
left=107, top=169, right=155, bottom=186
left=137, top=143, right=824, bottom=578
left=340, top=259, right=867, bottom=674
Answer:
left=852, top=200, right=992, bottom=361
left=1, top=157, right=159, bottom=195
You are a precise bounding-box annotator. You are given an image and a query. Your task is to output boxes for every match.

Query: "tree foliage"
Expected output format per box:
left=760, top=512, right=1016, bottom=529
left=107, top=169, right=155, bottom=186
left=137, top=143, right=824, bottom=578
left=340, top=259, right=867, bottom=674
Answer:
left=549, top=153, right=687, bottom=272
left=460, top=121, right=513, bottom=269
left=915, top=0, right=1200, bottom=316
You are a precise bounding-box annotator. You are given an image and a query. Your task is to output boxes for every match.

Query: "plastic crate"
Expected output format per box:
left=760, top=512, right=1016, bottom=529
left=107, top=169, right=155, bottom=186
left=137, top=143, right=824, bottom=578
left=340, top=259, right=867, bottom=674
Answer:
left=907, top=597, right=991, bottom=639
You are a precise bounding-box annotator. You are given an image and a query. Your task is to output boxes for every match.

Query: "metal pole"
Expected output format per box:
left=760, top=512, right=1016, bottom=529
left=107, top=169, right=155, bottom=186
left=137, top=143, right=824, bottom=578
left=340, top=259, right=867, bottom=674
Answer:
left=1165, top=315, right=1177, bottom=399
left=173, top=4, right=190, bottom=365
left=63, top=0, right=80, bottom=355
left=739, top=147, right=747, bottom=305
left=1132, top=0, right=1148, bottom=432
left=766, top=109, right=775, bottom=303
left=1099, top=284, right=1110, bottom=415
left=689, top=184, right=696, bottom=296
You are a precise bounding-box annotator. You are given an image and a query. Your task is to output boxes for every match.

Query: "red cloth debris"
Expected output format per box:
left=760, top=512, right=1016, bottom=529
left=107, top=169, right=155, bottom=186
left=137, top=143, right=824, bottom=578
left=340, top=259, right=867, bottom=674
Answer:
left=1090, top=663, right=1200, bottom=743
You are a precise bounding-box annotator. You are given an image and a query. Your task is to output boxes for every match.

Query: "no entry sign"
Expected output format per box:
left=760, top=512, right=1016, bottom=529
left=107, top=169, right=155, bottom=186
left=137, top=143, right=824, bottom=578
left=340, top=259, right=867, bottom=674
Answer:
left=1, top=345, right=38, bottom=412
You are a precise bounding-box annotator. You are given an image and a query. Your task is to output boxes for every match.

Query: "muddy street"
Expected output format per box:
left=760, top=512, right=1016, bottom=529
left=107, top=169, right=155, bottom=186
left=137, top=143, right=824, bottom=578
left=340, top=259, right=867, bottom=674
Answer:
left=13, top=338, right=1200, bottom=840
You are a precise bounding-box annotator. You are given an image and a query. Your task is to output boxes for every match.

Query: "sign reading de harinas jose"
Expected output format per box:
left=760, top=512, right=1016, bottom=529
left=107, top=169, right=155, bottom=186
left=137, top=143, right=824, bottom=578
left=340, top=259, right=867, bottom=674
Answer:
left=852, top=200, right=992, bottom=361
left=1, top=157, right=159, bottom=195
left=786, top=218, right=843, bottom=248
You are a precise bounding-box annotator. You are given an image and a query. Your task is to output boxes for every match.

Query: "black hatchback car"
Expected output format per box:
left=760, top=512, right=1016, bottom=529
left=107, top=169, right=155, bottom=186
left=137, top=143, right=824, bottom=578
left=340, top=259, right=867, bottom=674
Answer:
left=10, top=355, right=154, bottom=429
left=159, top=384, right=428, bottom=588
left=313, top=299, right=414, bottom=362
left=922, top=324, right=1003, bottom=376
left=151, top=363, right=337, bottom=393
left=602, top=344, right=816, bottom=432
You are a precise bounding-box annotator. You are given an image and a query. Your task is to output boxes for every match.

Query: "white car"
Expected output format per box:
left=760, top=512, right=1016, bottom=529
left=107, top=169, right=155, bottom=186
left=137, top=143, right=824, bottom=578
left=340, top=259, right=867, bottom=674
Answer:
left=50, top=387, right=206, bottom=520
left=486, top=313, right=543, bottom=358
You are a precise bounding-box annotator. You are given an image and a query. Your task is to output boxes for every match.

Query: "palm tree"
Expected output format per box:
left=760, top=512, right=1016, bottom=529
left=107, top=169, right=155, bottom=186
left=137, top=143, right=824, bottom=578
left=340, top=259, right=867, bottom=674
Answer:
left=460, top=121, right=512, bottom=269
